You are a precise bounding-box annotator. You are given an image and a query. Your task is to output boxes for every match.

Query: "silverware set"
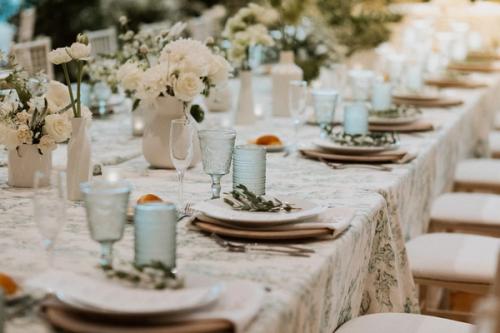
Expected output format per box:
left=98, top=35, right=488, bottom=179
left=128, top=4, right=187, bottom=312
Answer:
left=319, top=158, right=393, bottom=172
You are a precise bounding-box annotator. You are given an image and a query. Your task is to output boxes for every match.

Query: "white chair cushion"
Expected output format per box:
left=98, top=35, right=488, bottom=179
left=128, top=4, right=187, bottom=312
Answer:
left=455, top=159, right=500, bottom=186
left=406, top=233, right=499, bottom=284
left=335, top=313, right=473, bottom=333
left=489, top=132, right=500, bottom=156
left=431, top=192, right=500, bottom=226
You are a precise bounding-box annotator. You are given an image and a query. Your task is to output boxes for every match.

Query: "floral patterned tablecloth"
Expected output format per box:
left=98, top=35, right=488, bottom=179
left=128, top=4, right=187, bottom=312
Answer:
left=1, top=73, right=500, bottom=333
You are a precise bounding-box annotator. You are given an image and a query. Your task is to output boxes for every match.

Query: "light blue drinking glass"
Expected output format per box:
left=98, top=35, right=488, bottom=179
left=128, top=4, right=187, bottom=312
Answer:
left=81, top=179, right=132, bottom=268
left=343, top=102, right=369, bottom=135
left=134, top=203, right=177, bottom=272
left=312, top=89, right=339, bottom=138
left=93, top=81, right=112, bottom=116
left=198, top=129, right=237, bottom=199
left=233, top=145, right=266, bottom=195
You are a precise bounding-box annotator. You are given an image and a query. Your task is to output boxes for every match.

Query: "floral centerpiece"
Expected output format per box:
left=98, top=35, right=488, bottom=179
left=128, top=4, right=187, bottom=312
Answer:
left=0, top=54, right=73, bottom=187
left=48, top=33, right=93, bottom=200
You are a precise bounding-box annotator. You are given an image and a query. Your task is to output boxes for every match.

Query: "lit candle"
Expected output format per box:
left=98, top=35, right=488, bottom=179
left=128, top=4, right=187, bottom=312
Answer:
left=103, top=167, right=122, bottom=182
left=343, top=102, right=368, bottom=135
left=132, top=109, right=145, bottom=137
left=371, top=77, right=392, bottom=111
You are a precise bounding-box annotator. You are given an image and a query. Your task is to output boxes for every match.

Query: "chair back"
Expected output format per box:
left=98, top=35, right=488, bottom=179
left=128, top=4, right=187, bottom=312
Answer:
left=86, top=27, right=117, bottom=57
left=11, top=37, right=53, bottom=79
left=18, top=7, right=36, bottom=42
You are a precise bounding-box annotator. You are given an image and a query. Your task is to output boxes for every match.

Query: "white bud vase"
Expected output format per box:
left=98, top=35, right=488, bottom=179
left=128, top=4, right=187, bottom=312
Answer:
left=142, top=96, right=201, bottom=169
left=67, top=118, right=92, bottom=201
left=8, top=144, right=52, bottom=188
left=235, top=70, right=256, bottom=125
left=271, top=51, right=303, bottom=117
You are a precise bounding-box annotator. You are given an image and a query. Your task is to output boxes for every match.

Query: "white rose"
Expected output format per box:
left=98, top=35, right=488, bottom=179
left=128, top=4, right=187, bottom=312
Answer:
left=136, top=64, right=170, bottom=100
left=208, top=55, right=232, bottom=85
left=16, top=125, right=33, bottom=144
left=0, top=124, right=20, bottom=150
left=117, top=62, right=142, bottom=92
left=48, top=47, right=72, bottom=65
left=37, top=135, right=56, bottom=154
left=44, top=114, right=72, bottom=142
left=15, top=111, right=31, bottom=125
left=173, top=72, right=204, bottom=102
left=68, top=42, right=92, bottom=60
left=46, top=80, right=71, bottom=113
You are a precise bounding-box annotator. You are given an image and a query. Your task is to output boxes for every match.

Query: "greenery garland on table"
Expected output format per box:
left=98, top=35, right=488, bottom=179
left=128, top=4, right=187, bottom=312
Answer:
left=369, top=105, right=422, bottom=119
left=331, top=132, right=399, bottom=147
left=224, top=184, right=299, bottom=213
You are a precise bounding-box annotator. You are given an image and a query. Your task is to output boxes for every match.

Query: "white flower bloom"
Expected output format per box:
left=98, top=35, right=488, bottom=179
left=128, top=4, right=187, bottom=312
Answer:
left=48, top=47, right=72, bottom=65
left=43, top=114, right=72, bottom=142
left=208, top=54, right=232, bottom=85
left=64, top=105, right=93, bottom=127
left=117, top=62, right=143, bottom=92
left=173, top=72, right=204, bottom=102
left=38, top=135, right=56, bottom=154
left=119, top=16, right=128, bottom=26
left=46, top=80, right=71, bottom=113
left=16, top=124, right=33, bottom=144
left=169, top=22, right=187, bottom=37
left=15, top=111, right=31, bottom=125
left=67, top=42, right=92, bottom=60
left=136, top=64, right=170, bottom=100
left=160, top=39, right=212, bottom=77
left=28, top=96, right=46, bottom=113
left=0, top=124, right=20, bottom=150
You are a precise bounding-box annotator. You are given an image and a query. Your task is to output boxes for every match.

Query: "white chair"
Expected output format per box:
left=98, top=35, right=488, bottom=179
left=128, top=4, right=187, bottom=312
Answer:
left=406, top=233, right=500, bottom=321
left=334, top=313, right=473, bottom=333
left=11, top=37, right=53, bottom=79
left=489, top=132, right=500, bottom=158
left=454, top=159, right=500, bottom=193
left=86, top=27, right=117, bottom=57
left=17, top=7, right=36, bottom=43
left=430, top=192, right=500, bottom=236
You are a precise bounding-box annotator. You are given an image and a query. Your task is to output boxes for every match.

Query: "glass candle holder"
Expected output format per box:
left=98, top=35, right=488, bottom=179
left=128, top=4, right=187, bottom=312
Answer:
left=343, top=102, right=368, bottom=135
left=199, top=129, right=237, bottom=199
left=132, top=108, right=145, bottom=137
left=371, top=79, right=392, bottom=111
left=312, top=89, right=339, bottom=139
left=134, top=203, right=177, bottom=271
left=233, top=145, right=266, bottom=195
left=348, top=69, right=374, bottom=101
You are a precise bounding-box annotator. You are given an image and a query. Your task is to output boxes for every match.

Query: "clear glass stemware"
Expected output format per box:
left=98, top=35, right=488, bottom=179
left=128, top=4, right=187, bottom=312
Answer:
left=198, top=129, right=236, bottom=199
left=170, top=118, right=194, bottom=208
left=312, top=89, right=339, bottom=139
left=289, top=80, right=308, bottom=150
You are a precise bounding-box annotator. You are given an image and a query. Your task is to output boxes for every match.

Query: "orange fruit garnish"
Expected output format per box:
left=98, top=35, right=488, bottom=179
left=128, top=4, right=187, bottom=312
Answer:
left=0, top=273, right=18, bottom=295
left=137, top=194, right=163, bottom=204
left=255, top=134, right=282, bottom=146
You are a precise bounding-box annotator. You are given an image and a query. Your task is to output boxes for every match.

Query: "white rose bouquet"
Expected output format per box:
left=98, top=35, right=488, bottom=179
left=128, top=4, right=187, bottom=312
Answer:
left=0, top=56, right=76, bottom=155
left=117, top=25, right=232, bottom=122
left=223, top=3, right=278, bottom=70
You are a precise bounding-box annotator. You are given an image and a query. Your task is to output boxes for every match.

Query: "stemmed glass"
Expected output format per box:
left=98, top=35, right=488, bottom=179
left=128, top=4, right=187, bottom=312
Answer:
left=170, top=118, right=194, bottom=208
left=80, top=179, right=131, bottom=268
left=198, top=129, right=236, bottom=199
left=33, top=171, right=67, bottom=268
left=289, top=80, right=308, bottom=150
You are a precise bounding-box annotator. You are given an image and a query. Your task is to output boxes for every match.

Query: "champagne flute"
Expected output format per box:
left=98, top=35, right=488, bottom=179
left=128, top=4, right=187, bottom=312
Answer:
left=33, top=171, right=67, bottom=268
left=170, top=118, right=194, bottom=209
left=289, top=80, right=308, bottom=150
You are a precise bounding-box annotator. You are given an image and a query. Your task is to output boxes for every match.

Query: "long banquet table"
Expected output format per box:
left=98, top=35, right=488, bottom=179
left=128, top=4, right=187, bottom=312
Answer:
left=2, top=72, right=500, bottom=332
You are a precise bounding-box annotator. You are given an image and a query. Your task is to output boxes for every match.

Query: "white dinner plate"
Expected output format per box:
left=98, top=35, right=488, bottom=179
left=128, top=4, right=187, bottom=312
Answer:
left=27, top=271, right=223, bottom=316
left=193, top=197, right=325, bottom=226
left=368, top=114, right=421, bottom=125
left=313, top=138, right=400, bottom=155
left=392, top=91, right=440, bottom=101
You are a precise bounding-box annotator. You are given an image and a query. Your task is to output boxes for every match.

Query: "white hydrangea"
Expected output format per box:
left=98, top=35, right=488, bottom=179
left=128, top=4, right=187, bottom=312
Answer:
left=117, top=62, right=143, bottom=92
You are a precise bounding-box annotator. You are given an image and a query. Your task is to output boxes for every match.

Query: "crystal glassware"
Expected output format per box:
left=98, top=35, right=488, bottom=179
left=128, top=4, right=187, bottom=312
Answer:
left=134, top=203, right=178, bottom=271
left=170, top=118, right=194, bottom=208
left=233, top=145, right=266, bottom=195
left=312, top=89, right=339, bottom=139
left=289, top=80, right=308, bottom=150
left=198, top=129, right=236, bottom=199
left=33, top=170, right=67, bottom=268
left=80, top=179, right=131, bottom=267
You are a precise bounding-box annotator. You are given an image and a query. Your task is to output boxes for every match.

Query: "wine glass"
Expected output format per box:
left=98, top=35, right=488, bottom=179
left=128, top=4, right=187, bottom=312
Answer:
left=170, top=118, right=194, bottom=209
left=33, top=171, right=67, bottom=268
left=80, top=179, right=131, bottom=268
left=289, top=80, right=308, bottom=150
left=198, top=129, right=236, bottom=199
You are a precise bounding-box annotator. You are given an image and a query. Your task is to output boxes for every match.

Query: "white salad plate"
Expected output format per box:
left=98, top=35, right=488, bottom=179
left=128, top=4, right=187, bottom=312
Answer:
left=314, top=138, right=400, bottom=155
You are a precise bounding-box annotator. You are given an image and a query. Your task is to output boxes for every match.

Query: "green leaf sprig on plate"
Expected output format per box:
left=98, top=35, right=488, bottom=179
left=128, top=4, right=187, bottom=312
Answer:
left=331, top=132, right=399, bottom=147
left=369, top=105, right=421, bottom=119
left=224, top=185, right=300, bottom=213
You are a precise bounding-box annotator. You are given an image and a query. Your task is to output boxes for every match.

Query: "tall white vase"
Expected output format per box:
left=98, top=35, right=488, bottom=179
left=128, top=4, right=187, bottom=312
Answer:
left=8, top=144, right=52, bottom=188
left=67, top=118, right=92, bottom=201
left=142, top=96, right=201, bottom=169
left=271, top=51, right=303, bottom=117
left=235, top=70, right=256, bottom=125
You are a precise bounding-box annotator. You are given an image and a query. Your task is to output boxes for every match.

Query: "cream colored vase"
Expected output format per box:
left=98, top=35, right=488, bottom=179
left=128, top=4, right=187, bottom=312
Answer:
left=271, top=51, right=303, bottom=117
left=235, top=70, right=256, bottom=125
left=67, top=118, right=92, bottom=201
left=8, top=144, right=52, bottom=188
left=142, top=96, right=200, bottom=169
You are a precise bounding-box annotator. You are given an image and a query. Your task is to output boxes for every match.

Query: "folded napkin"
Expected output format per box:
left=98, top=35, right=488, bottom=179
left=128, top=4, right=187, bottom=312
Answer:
left=393, top=97, right=463, bottom=108
left=300, top=148, right=416, bottom=164
left=29, top=270, right=264, bottom=333
left=369, top=121, right=434, bottom=133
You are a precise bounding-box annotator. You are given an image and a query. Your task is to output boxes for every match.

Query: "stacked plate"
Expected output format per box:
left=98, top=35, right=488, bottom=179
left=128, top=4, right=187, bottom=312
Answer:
left=232, top=145, right=266, bottom=195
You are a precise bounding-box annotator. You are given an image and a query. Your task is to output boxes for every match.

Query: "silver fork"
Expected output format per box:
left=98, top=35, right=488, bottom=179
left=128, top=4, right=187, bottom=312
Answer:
left=320, top=159, right=393, bottom=172
left=178, top=202, right=194, bottom=221
left=211, top=234, right=311, bottom=257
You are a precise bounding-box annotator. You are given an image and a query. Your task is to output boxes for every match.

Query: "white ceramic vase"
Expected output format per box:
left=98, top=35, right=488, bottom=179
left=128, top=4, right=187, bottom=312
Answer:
left=271, top=51, right=303, bottom=117
left=142, top=96, right=200, bottom=169
left=205, top=83, right=233, bottom=113
left=235, top=70, right=256, bottom=125
left=67, top=118, right=92, bottom=201
left=8, top=144, right=52, bottom=188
